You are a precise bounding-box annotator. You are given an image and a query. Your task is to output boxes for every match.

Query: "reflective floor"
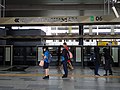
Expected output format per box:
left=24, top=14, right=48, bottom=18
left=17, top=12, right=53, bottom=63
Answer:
left=0, top=66, right=120, bottom=90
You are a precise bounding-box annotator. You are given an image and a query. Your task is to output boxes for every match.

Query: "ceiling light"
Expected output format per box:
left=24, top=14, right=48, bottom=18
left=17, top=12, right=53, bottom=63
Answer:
left=113, top=0, right=117, bottom=3
left=117, top=1, right=120, bottom=3
left=112, top=6, right=119, bottom=18
left=0, top=4, right=5, bottom=8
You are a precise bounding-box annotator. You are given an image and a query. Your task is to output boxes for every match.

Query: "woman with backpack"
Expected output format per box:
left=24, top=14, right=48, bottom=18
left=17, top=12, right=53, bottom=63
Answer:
left=42, top=46, right=50, bottom=79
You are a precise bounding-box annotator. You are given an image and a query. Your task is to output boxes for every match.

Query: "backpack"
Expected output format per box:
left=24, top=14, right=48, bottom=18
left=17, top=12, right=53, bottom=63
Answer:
left=68, top=51, right=73, bottom=59
left=48, top=53, right=52, bottom=63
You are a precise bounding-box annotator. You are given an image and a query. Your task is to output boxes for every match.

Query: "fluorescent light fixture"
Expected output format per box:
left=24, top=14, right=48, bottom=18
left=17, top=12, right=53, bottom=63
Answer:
left=112, top=6, right=119, bottom=18
left=117, top=1, right=120, bottom=3
left=113, top=0, right=117, bottom=3
left=0, top=4, right=5, bottom=8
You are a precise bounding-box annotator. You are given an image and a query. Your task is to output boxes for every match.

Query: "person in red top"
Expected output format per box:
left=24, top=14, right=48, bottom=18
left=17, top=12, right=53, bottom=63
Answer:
left=64, top=44, right=74, bottom=70
left=61, top=42, right=69, bottom=78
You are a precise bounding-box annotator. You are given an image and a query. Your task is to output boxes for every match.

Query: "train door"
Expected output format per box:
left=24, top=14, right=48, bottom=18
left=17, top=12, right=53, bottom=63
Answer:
left=75, top=46, right=82, bottom=66
left=13, top=46, right=25, bottom=65
left=112, top=47, right=119, bottom=67
left=83, top=46, right=93, bottom=67
left=26, top=46, right=37, bottom=65
left=0, top=46, right=13, bottom=66
left=4, top=46, right=13, bottom=66
left=83, top=46, right=103, bottom=68
left=13, top=46, right=37, bottom=65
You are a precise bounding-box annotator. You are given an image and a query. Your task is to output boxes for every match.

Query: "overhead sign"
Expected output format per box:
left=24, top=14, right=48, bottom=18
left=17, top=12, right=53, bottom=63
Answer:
left=0, top=15, right=120, bottom=25
left=14, top=17, right=79, bottom=23
left=97, top=41, right=118, bottom=46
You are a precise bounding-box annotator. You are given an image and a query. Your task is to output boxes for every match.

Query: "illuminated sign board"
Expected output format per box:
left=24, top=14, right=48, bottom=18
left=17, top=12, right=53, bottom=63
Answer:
left=97, top=41, right=118, bottom=46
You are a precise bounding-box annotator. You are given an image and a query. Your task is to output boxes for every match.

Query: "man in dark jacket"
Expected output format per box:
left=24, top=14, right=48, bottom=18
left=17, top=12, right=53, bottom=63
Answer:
left=61, top=42, right=69, bottom=78
left=103, top=48, right=113, bottom=76
left=94, top=47, right=101, bottom=76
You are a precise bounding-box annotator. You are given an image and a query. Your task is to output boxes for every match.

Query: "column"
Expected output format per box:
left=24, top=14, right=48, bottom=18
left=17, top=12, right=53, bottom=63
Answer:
left=111, top=25, right=115, bottom=35
left=79, top=25, right=83, bottom=45
left=79, top=25, right=84, bottom=68
left=89, top=25, right=93, bottom=35
left=0, top=0, right=1, bottom=17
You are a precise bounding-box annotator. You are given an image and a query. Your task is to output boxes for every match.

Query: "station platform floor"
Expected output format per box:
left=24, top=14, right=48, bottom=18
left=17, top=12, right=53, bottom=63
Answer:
left=0, top=66, right=120, bottom=90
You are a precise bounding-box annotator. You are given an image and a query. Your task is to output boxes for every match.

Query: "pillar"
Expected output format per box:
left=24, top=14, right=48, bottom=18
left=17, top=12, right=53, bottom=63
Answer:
left=111, top=25, right=115, bottom=35
left=89, top=25, right=93, bottom=35
left=79, top=25, right=84, bottom=68
left=79, top=25, right=83, bottom=45
left=0, top=0, right=1, bottom=17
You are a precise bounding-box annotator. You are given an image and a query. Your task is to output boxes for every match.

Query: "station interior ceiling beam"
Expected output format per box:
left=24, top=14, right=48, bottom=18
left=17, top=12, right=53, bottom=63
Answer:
left=6, top=4, right=104, bottom=11
left=0, top=35, right=120, bottom=40
left=6, top=0, right=104, bottom=5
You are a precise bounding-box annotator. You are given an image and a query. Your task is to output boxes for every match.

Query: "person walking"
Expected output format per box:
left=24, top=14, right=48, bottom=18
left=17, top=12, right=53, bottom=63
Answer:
left=61, top=42, right=69, bottom=78
left=63, top=45, right=74, bottom=70
left=94, top=47, right=101, bottom=76
left=103, top=48, right=113, bottom=76
left=42, top=46, right=50, bottom=79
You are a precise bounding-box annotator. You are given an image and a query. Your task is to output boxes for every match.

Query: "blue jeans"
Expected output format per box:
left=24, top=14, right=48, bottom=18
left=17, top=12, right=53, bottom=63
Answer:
left=94, top=64, right=99, bottom=75
left=62, top=60, right=68, bottom=76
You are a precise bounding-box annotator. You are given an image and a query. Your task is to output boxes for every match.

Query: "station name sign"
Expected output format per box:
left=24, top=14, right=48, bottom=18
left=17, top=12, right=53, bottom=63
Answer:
left=0, top=15, right=120, bottom=25
left=14, top=17, right=79, bottom=23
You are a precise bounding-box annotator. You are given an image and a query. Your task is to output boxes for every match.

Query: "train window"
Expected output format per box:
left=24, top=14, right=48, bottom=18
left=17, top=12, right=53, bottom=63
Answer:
left=14, top=48, right=24, bottom=56
left=26, top=47, right=36, bottom=56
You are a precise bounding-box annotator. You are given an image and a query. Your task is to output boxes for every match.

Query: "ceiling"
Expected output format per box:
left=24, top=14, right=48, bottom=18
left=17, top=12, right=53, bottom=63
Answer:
left=6, top=0, right=104, bottom=5
left=4, top=0, right=120, bottom=17
left=5, top=0, right=105, bottom=11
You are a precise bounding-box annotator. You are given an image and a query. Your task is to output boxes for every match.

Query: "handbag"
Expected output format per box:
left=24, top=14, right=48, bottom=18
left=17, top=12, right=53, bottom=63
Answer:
left=39, top=60, right=44, bottom=66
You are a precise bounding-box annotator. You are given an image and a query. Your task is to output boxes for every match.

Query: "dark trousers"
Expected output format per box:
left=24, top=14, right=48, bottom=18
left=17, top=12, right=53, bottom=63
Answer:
left=105, top=68, right=112, bottom=75
left=62, top=60, right=68, bottom=76
left=104, top=64, right=113, bottom=75
left=94, top=64, right=99, bottom=75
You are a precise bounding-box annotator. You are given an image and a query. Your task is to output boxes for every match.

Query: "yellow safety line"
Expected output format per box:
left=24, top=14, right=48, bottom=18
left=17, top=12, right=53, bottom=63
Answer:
left=0, top=73, right=120, bottom=78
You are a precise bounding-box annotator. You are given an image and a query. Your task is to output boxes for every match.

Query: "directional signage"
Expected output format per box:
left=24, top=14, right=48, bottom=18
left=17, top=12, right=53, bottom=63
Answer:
left=0, top=15, right=120, bottom=25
